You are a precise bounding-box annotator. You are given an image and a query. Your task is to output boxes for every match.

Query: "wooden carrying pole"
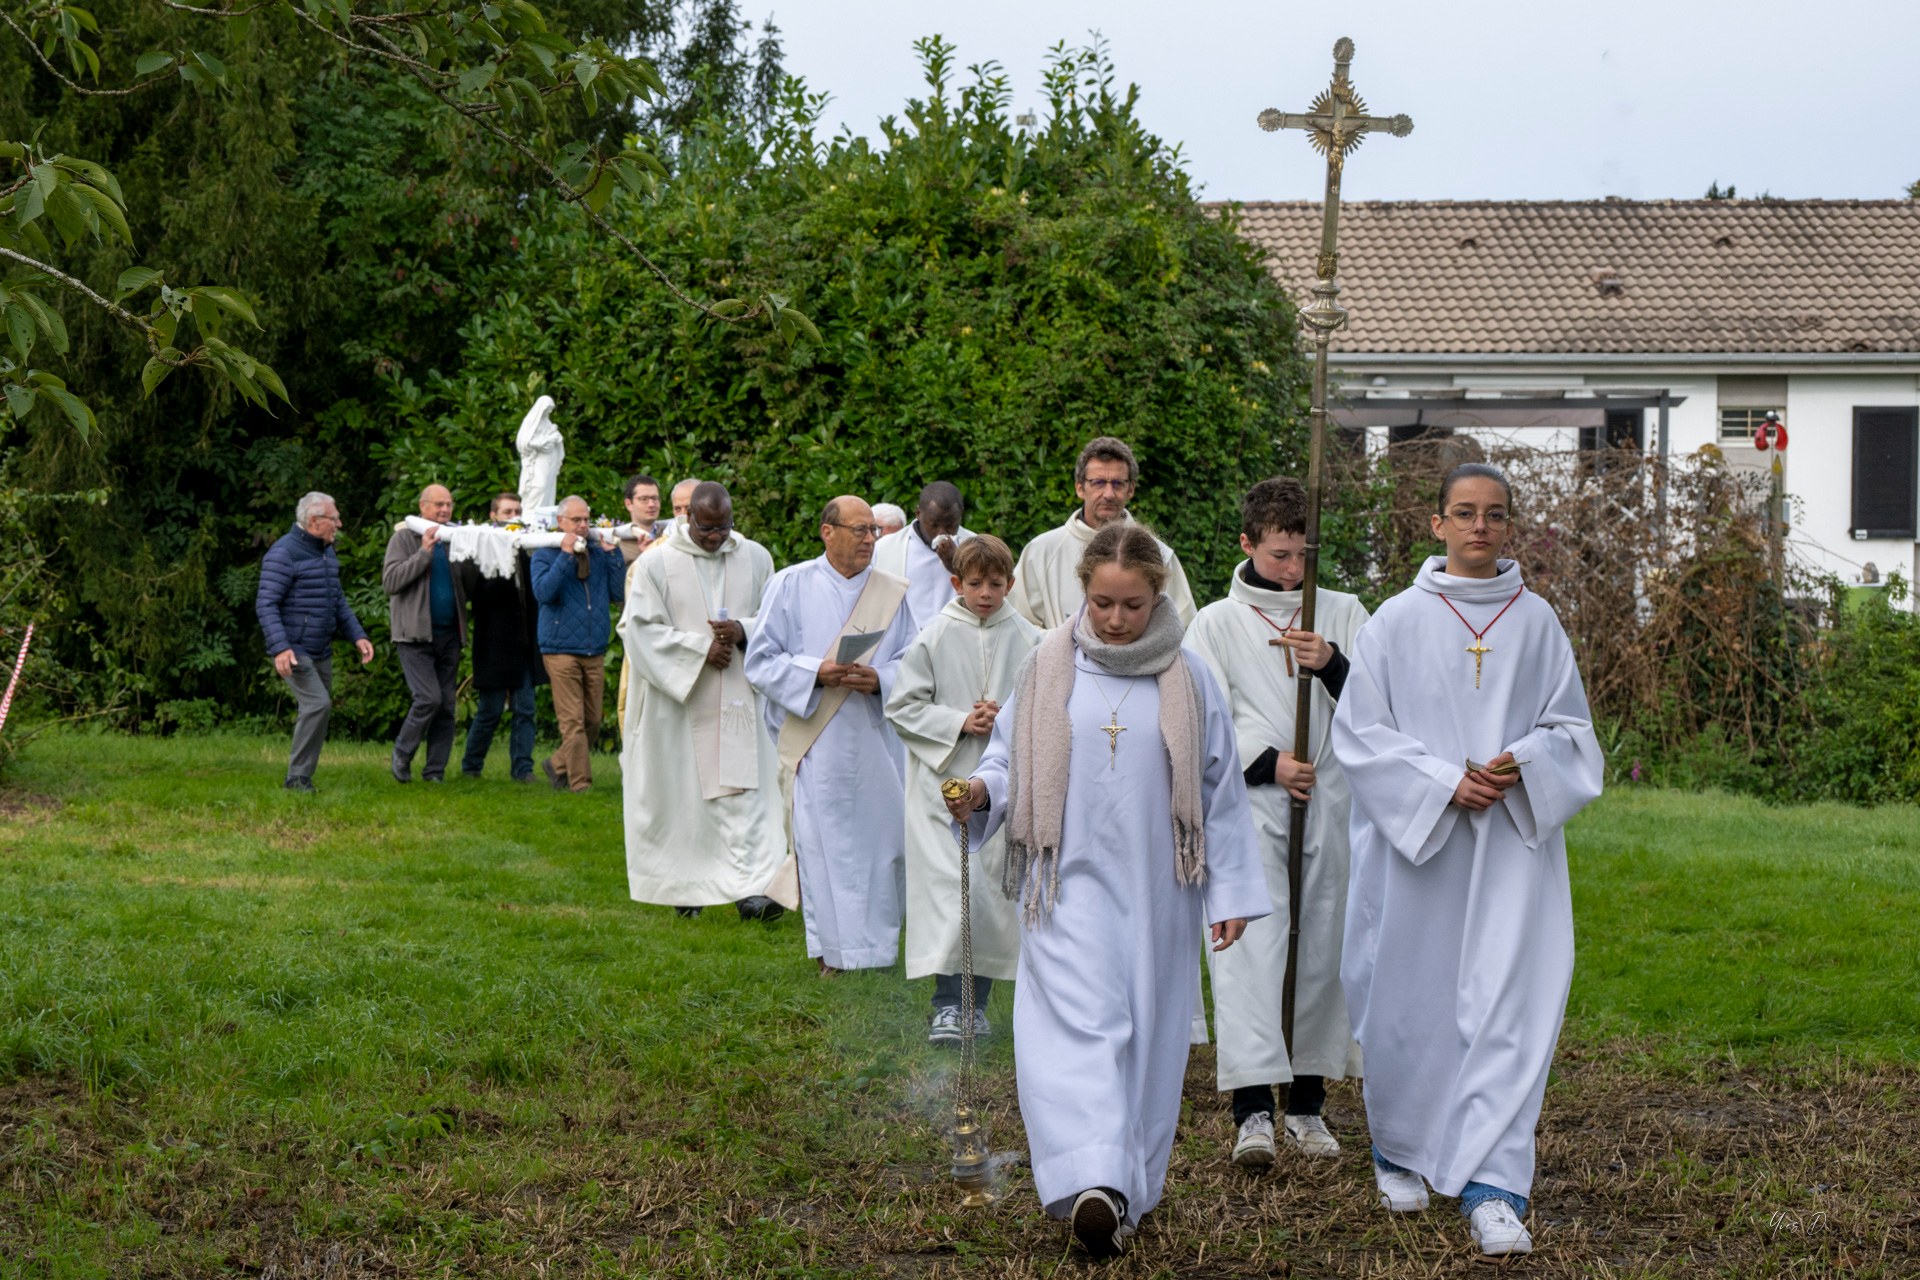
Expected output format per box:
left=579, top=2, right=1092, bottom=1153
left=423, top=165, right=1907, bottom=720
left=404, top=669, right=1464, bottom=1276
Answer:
left=1258, top=38, right=1411, bottom=1054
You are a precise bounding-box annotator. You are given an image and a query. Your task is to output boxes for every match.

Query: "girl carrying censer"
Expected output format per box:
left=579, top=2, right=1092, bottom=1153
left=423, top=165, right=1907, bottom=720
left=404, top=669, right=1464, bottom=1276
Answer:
left=945, top=522, right=1268, bottom=1261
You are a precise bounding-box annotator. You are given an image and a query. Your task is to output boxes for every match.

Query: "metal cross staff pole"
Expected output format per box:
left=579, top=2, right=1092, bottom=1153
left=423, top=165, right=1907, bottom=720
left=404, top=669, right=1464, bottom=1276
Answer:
left=1257, top=37, right=1411, bottom=1056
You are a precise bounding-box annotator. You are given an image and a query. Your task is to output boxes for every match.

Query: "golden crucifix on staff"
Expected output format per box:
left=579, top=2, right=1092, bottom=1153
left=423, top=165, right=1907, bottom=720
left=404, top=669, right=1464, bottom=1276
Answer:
left=1257, top=37, right=1411, bottom=1055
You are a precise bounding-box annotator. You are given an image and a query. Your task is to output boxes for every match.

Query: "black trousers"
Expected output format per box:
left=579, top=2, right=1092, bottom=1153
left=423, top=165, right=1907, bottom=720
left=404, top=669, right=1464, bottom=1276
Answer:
left=1231, top=1075, right=1326, bottom=1124
left=932, top=973, right=993, bottom=1010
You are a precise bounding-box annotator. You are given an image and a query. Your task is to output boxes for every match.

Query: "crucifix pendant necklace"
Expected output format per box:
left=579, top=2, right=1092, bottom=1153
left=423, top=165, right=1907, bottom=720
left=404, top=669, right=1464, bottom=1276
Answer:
left=1089, top=674, right=1136, bottom=769
left=1438, top=587, right=1526, bottom=689
left=1249, top=604, right=1304, bottom=677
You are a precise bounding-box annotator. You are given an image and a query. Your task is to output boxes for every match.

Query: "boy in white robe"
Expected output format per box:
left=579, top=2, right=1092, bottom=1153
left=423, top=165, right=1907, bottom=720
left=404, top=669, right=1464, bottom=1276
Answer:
left=885, top=535, right=1040, bottom=1044
left=947, top=522, right=1269, bottom=1260
left=745, top=496, right=915, bottom=973
left=1332, top=462, right=1603, bottom=1258
left=619, top=483, right=789, bottom=921
left=1188, top=477, right=1367, bottom=1167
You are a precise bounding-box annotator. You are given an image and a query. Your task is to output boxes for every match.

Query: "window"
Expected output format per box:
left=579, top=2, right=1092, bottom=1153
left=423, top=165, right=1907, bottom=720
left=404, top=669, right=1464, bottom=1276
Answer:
left=1718, top=376, right=1788, bottom=446
left=1719, top=407, right=1783, bottom=445
left=1851, top=408, right=1918, bottom=539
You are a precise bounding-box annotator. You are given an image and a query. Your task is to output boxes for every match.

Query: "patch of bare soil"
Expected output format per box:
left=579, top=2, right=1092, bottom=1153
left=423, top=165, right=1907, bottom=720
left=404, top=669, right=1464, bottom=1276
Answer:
left=0, top=787, right=59, bottom=820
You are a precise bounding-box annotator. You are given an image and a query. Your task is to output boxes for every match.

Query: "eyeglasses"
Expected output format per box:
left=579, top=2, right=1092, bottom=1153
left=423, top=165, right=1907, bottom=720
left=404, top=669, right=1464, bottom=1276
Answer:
left=828, top=522, right=884, bottom=539
left=1080, top=478, right=1133, bottom=493
left=1443, top=509, right=1512, bottom=530
left=310, top=514, right=342, bottom=525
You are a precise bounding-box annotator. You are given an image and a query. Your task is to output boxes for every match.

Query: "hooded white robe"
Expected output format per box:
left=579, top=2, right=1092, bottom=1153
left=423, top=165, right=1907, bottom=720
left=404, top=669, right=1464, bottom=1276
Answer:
left=745, top=556, right=915, bottom=969
left=1188, top=566, right=1369, bottom=1089
left=873, top=521, right=975, bottom=634
left=1006, top=511, right=1197, bottom=629
left=618, top=528, right=787, bottom=907
left=1332, top=556, right=1603, bottom=1198
left=884, top=596, right=1040, bottom=981
left=962, top=645, right=1271, bottom=1221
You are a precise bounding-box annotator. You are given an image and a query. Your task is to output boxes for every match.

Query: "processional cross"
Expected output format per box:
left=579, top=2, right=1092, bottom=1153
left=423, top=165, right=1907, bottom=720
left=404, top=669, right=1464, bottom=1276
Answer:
left=1257, top=37, right=1411, bottom=1056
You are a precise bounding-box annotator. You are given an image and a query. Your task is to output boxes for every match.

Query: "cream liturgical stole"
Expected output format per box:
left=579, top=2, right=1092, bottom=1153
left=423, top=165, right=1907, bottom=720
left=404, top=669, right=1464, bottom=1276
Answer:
left=663, top=539, right=762, bottom=799
left=775, top=569, right=909, bottom=772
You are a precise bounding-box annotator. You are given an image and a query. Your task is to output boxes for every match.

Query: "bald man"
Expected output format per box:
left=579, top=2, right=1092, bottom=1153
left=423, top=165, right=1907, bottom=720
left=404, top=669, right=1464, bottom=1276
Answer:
left=745, top=496, right=916, bottom=974
left=382, top=483, right=469, bottom=782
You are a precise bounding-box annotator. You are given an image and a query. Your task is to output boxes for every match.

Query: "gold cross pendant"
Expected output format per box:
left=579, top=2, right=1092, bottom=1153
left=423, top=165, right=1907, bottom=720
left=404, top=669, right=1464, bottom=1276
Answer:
left=1100, top=712, right=1127, bottom=768
left=1465, top=637, right=1491, bottom=689
left=1268, top=635, right=1295, bottom=678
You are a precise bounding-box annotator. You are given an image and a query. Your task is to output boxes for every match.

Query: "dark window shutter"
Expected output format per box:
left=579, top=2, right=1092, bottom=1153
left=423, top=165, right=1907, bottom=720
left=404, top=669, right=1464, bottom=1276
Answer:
left=1851, top=408, right=1918, bottom=538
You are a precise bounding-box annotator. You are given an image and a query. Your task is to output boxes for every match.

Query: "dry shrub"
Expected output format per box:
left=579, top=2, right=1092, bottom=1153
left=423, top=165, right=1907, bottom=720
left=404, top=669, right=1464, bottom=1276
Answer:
left=1327, top=436, right=1813, bottom=778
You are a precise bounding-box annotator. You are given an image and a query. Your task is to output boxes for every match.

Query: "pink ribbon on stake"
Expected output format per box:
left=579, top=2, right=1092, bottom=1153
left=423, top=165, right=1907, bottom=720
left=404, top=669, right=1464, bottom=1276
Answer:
left=0, top=624, right=34, bottom=738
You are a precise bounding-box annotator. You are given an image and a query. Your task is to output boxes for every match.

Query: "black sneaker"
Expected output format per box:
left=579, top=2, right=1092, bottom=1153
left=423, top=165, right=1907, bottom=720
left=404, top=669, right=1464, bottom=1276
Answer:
left=1070, top=1188, right=1133, bottom=1259
left=283, top=777, right=316, bottom=794
left=735, top=896, right=785, bottom=923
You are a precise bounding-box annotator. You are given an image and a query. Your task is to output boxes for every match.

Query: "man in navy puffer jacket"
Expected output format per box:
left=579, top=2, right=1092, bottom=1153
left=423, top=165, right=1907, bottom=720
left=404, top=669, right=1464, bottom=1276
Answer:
left=256, top=491, right=374, bottom=791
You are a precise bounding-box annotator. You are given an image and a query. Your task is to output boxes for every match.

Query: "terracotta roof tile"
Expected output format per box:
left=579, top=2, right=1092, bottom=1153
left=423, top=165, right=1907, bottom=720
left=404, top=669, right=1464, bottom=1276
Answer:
left=1220, top=199, right=1920, bottom=354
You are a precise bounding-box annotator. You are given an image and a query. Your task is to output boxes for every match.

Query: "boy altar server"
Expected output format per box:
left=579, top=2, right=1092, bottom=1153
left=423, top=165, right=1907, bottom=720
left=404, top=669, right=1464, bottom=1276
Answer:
left=1332, top=462, right=1603, bottom=1258
left=885, top=535, right=1041, bottom=1044
left=1187, top=477, right=1367, bottom=1168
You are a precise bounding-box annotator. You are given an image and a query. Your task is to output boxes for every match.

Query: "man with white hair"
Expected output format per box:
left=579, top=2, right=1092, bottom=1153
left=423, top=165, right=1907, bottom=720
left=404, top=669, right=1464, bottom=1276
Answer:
left=530, top=495, right=626, bottom=792
left=256, top=492, right=374, bottom=791
left=873, top=503, right=908, bottom=539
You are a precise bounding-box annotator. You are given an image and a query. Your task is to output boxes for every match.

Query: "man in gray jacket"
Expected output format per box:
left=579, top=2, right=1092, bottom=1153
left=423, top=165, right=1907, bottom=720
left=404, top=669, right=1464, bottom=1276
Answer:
left=382, top=483, right=468, bottom=782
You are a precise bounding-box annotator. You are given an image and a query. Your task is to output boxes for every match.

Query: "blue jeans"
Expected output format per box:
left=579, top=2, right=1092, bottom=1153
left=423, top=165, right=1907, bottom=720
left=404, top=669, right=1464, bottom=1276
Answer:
left=463, top=672, right=535, bottom=779
left=1372, top=1147, right=1527, bottom=1219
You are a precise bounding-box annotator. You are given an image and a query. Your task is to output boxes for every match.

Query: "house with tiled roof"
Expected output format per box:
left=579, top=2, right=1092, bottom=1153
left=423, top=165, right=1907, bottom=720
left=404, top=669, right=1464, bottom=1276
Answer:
left=1226, top=198, right=1920, bottom=598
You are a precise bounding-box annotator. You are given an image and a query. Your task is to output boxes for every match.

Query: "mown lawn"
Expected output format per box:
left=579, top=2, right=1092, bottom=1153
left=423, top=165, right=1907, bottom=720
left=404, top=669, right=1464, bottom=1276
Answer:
left=1, top=731, right=1915, bottom=1278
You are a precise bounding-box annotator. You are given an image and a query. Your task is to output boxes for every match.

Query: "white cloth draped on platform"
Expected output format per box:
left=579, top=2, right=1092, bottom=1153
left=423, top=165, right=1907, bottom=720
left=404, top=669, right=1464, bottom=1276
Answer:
left=961, top=645, right=1270, bottom=1221
left=618, top=528, right=789, bottom=908
left=1188, top=567, right=1369, bottom=1089
left=745, top=556, right=915, bottom=969
left=884, top=596, right=1040, bottom=982
left=873, top=522, right=975, bottom=634
left=1332, top=556, right=1603, bottom=1200
left=401, top=516, right=624, bottom=579
left=1007, top=511, right=1197, bottom=630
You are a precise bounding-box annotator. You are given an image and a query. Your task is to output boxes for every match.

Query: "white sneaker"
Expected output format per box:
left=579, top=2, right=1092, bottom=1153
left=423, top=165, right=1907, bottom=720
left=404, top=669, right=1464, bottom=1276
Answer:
left=1231, top=1112, right=1276, bottom=1168
left=928, top=1006, right=963, bottom=1045
left=1374, top=1162, right=1430, bottom=1212
left=970, top=1007, right=991, bottom=1038
left=1281, top=1113, right=1341, bottom=1157
left=1069, top=1188, right=1133, bottom=1259
left=1469, top=1199, right=1532, bottom=1256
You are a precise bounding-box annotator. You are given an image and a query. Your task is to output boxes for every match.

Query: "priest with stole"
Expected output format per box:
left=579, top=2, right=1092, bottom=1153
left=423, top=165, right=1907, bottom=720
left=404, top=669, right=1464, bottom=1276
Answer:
left=745, top=496, right=916, bottom=973
left=620, top=483, right=789, bottom=921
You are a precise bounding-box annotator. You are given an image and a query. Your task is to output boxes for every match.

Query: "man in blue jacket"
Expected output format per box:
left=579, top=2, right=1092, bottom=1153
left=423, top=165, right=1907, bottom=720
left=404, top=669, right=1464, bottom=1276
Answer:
left=256, top=492, right=374, bottom=791
left=531, top=494, right=626, bottom=792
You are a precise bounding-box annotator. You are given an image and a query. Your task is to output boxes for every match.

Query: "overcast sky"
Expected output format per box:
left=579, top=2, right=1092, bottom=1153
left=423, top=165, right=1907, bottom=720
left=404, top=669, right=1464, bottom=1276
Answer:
left=762, top=0, right=1918, bottom=203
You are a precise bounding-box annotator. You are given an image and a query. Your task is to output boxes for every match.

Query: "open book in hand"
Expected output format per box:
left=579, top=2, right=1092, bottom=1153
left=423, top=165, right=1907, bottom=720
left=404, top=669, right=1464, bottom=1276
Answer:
left=834, top=629, right=889, bottom=665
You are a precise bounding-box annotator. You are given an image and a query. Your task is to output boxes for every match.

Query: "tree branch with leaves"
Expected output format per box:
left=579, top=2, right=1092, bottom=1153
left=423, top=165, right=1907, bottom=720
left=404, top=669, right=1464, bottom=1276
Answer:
left=1, top=0, right=814, bottom=437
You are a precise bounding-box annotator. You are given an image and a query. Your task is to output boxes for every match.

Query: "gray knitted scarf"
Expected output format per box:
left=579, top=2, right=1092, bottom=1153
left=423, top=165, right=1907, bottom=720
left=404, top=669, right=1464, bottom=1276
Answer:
left=1003, top=595, right=1207, bottom=923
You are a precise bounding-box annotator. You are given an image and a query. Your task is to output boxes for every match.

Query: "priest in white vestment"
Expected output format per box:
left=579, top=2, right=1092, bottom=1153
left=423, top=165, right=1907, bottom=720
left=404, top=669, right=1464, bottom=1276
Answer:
left=1331, top=464, right=1602, bottom=1259
left=884, top=535, right=1039, bottom=1043
left=620, top=483, right=789, bottom=918
left=1187, top=478, right=1368, bottom=1168
left=1007, top=436, right=1196, bottom=628
left=745, top=496, right=916, bottom=972
left=872, top=480, right=975, bottom=634
left=947, top=523, right=1268, bottom=1260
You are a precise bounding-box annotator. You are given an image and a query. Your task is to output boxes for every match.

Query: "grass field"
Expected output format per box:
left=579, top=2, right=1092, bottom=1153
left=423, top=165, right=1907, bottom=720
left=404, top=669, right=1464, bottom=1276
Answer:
left=2, top=731, right=1916, bottom=1278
